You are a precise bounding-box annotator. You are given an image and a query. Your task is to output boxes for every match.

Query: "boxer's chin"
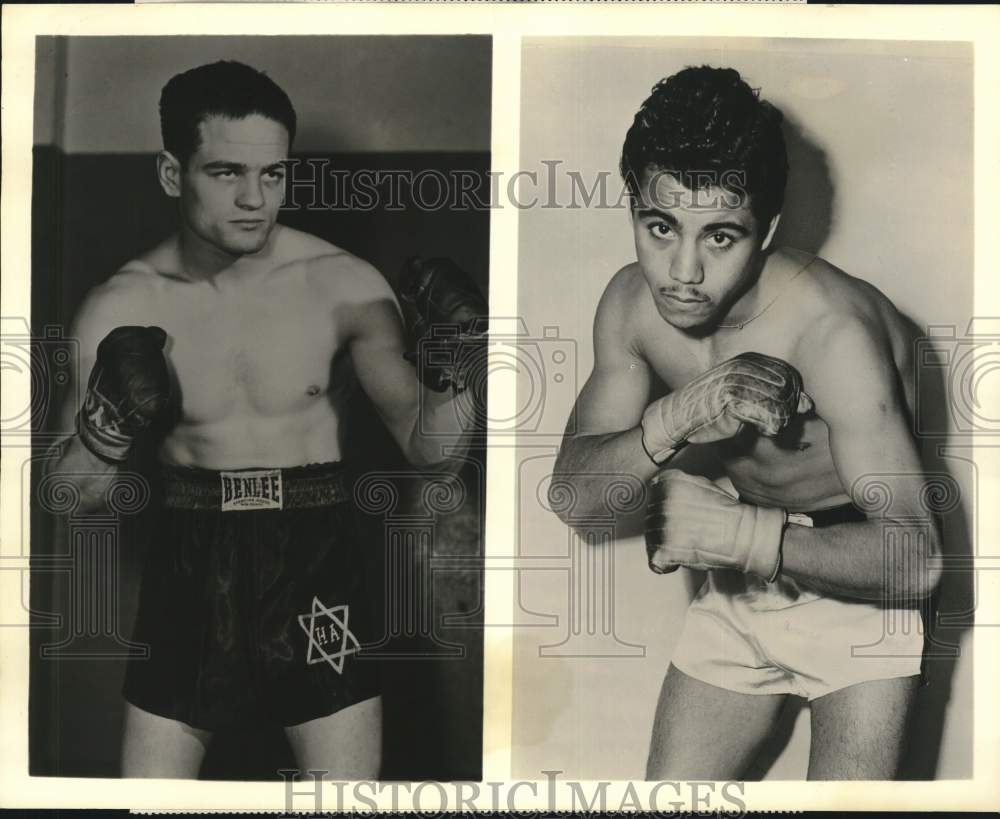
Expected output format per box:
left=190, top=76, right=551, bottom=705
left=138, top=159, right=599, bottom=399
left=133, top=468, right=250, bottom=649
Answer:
left=655, top=299, right=717, bottom=332
left=222, top=229, right=270, bottom=256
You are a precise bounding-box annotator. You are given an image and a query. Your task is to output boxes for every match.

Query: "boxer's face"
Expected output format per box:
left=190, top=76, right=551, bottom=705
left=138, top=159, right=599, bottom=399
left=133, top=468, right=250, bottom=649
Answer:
left=175, top=114, right=289, bottom=257
left=631, top=171, right=775, bottom=331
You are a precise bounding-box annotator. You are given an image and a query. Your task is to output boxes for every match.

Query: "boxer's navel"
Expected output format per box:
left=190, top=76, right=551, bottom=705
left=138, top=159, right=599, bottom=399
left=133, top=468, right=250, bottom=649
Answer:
left=306, top=384, right=321, bottom=397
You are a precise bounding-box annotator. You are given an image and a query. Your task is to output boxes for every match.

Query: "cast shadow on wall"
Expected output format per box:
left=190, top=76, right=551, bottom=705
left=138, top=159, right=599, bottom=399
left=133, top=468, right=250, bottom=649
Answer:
left=772, top=112, right=834, bottom=256
left=756, top=118, right=972, bottom=780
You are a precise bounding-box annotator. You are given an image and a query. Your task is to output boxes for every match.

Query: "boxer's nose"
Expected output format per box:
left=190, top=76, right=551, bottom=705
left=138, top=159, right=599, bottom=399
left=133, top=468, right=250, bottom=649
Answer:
left=236, top=175, right=265, bottom=209
left=668, top=241, right=703, bottom=285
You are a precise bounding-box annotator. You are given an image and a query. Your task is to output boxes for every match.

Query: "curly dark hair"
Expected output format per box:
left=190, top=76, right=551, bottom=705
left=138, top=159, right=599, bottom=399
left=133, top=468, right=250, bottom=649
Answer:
left=159, top=61, right=297, bottom=166
left=620, top=66, right=788, bottom=226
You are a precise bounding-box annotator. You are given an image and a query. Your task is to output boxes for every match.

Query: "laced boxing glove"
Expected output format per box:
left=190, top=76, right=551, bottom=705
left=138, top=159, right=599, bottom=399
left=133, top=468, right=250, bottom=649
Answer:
left=644, top=470, right=787, bottom=581
left=399, top=257, right=488, bottom=395
left=77, top=326, right=172, bottom=462
left=641, top=351, right=813, bottom=464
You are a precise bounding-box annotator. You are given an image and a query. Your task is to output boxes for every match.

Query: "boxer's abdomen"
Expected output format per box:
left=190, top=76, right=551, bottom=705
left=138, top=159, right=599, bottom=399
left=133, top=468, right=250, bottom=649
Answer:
left=714, top=414, right=851, bottom=512
left=160, top=402, right=344, bottom=469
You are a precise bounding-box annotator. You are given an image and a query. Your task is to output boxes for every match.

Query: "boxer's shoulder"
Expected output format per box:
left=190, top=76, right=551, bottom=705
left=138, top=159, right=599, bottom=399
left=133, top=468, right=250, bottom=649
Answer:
left=594, top=262, right=648, bottom=351
left=69, top=260, right=165, bottom=350
left=267, top=227, right=391, bottom=296
left=265, top=235, right=396, bottom=330
left=270, top=224, right=341, bottom=263
left=607, top=261, right=646, bottom=296
left=81, top=258, right=164, bottom=319
left=774, top=251, right=907, bottom=391
left=597, top=262, right=648, bottom=324
left=771, top=249, right=903, bottom=343
left=303, top=250, right=393, bottom=305
left=761, top=249, right=903, bottom=366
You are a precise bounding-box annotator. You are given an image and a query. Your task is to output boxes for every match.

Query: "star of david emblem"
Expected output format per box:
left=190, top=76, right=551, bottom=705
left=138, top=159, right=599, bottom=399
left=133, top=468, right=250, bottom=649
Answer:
left=297, top=596, right=361, bottom=674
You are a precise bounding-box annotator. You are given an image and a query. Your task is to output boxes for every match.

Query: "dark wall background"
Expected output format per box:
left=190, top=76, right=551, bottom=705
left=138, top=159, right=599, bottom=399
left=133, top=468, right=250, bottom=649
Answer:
left=30, top=148, right=490, bottom=780
left=31, top=150, right=491, bottom=333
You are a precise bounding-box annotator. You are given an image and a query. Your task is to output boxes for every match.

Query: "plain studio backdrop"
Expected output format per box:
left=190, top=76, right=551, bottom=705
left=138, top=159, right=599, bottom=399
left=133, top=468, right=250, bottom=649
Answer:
left=512, top=37, right=973, bottom=780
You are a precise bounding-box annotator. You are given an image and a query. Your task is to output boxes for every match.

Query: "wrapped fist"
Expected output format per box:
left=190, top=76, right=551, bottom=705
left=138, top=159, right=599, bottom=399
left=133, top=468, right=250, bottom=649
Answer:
left=641, top=352, right=813, bottom=464
left=399, top=257, right=488, bottom=395
left=644, top=470, right=786, bottom=581
left=77, top=326, right=172, bottom=461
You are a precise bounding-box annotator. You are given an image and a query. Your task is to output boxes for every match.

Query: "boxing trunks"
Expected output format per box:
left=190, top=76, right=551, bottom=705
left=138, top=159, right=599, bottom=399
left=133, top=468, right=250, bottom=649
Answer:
left=123, top=463, right=380, bottom=730
left=670, top=502, right=925, bottom=700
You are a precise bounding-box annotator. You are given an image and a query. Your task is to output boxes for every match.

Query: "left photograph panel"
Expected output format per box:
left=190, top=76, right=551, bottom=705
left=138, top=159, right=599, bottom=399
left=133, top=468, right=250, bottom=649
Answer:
left=29, top=35, right=491, bottom=782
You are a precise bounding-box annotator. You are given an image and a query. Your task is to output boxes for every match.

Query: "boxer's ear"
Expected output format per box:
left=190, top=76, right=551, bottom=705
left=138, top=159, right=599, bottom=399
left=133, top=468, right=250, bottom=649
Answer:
left=156, top=151, right=182, bottom=199
left=761, top=213, right=781, bottom=251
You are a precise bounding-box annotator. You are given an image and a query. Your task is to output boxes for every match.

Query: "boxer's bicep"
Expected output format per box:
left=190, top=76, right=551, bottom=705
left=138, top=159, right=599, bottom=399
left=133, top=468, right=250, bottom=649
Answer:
left=59, top=281, right=137, bottom=430
left=809, top=319, right=927, bottom=521
left=570, top=274, right=651, bottom=437
left=348, top=296, right=420, bottom=443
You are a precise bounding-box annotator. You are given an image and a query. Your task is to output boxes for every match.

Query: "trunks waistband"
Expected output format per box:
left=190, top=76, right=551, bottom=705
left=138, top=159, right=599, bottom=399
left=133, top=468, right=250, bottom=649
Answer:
left=789, top=502, right=867, bottom=528
left=161, top=462, right=349, bottom=511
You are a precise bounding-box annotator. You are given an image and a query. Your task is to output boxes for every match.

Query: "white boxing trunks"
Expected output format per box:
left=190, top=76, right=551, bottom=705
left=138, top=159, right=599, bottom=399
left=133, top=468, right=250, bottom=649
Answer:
left=670, top=503, right=925, bottom=701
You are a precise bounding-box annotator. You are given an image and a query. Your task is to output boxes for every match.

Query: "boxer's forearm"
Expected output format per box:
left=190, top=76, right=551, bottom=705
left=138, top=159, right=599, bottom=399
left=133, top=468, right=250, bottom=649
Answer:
left=551, top=426, right=664, bottom=522
left=43, top=434, right=120, bottom=513
left=406, top=386, right=478, bottom=466
left=780, top=519, right=941, bottom=602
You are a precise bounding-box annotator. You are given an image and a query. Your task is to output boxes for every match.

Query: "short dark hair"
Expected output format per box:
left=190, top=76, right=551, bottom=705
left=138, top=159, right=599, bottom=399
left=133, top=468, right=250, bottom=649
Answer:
left=620, top=66, right=788, bottom=226
left=159, top=61, right=297, bottom=165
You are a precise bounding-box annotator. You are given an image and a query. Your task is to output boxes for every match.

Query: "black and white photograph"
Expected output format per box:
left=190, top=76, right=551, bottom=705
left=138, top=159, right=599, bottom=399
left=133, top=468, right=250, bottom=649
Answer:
left=25, top=34, right=491, bottom=782
left=2, top=3, right=999, bottom=814
left=512, top=36, right=975, bottom=783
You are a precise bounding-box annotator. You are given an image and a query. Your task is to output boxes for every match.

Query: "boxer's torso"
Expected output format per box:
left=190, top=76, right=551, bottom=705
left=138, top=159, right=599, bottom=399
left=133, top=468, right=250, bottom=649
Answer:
left=629, top=247, right=915, bottom=513
left=110, top=225, right=364, bottom=469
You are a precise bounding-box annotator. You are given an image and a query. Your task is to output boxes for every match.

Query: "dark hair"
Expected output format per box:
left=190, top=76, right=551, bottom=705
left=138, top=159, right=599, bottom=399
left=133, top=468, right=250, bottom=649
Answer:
left=159, top=61, right=297, bottom=165
left=620, top=66, right=788, bottom=226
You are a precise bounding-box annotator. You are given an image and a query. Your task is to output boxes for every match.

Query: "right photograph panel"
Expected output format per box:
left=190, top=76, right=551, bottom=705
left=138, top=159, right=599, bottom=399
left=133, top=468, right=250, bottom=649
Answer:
left=512, top=36, right=974, bottom=782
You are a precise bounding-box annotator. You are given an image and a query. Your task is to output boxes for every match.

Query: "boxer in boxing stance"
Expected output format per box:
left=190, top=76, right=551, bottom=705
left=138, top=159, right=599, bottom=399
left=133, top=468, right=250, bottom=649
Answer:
left=552, top=66, right=941, bottom=780
left=49, top=61, right=486, bottom=778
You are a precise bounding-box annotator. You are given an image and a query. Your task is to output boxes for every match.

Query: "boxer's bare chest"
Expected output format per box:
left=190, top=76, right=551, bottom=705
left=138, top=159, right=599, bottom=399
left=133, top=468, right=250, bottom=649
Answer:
left=148, top=264, right=343, bottom=425
left=641, top=315, right=849, bottom=510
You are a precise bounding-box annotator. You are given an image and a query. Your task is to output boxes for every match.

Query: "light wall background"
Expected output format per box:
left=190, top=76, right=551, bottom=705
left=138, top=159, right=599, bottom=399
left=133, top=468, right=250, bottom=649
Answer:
left=34, top=35, right=492, bottom=153
left=513, top=37, right=974, bottom=781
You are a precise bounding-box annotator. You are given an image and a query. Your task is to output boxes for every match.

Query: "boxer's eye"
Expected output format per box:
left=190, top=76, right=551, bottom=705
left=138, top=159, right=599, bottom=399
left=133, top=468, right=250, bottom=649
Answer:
left=706, top=232, right=736, bottom=250
left=648, top=222, right=674, bottom=239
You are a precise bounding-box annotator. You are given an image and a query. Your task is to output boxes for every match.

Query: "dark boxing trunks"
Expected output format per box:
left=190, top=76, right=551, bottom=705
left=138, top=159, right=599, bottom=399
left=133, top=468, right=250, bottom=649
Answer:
left=123, top=463, right=380, bottom=730
left=791, top=502, right=868, bottom=528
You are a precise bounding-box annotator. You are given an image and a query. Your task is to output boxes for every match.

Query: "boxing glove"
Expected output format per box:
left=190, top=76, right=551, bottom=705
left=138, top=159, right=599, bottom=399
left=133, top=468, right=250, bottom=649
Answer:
left=644, top=470, right=786, bottom=581
left=399, top=257, right=488, bottom=395
left=641, top=351, right=812, bottom=464
left=77, top=326, right=172, bottom=462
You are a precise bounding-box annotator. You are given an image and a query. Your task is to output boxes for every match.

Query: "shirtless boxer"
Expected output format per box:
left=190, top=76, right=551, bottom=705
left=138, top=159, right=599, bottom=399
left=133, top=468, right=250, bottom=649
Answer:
left=49, top=61, right=485, bottom=779
left=552, top=66, right=942, bottom=780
